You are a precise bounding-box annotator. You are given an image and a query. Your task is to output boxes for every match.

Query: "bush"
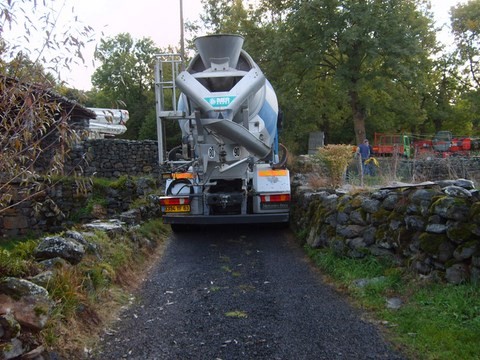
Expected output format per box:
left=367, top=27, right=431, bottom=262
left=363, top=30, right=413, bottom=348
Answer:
left=314, top=144, right=355, bottom=188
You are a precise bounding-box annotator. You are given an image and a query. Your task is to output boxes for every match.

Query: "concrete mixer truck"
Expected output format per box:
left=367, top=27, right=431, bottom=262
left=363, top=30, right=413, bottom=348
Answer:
left=155, top=34, right=290, bottom=230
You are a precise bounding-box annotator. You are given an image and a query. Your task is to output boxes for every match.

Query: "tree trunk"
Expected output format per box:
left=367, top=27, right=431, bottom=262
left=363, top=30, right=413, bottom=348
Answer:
left=349, top=88, right=366, bottom=145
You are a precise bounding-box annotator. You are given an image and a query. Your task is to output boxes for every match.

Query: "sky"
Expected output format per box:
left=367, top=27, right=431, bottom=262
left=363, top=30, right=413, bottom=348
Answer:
left=4, top=0, right=469, bottom=90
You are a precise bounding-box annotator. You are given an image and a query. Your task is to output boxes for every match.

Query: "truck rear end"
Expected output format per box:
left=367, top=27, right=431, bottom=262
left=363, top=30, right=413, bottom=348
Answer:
left=155, top=35, right=290, bottom=230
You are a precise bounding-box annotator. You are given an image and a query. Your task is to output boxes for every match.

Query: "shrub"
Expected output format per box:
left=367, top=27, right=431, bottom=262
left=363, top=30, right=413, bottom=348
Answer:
left=314, top=144, right=355, bottom=188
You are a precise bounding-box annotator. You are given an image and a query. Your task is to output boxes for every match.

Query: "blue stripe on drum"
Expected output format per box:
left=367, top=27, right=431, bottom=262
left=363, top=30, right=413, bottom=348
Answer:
left=258, top=81, right=278, bottom=140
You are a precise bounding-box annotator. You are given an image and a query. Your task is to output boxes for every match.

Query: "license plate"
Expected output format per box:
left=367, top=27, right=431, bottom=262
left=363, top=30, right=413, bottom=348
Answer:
left=164, top=205, right=190, bottom=213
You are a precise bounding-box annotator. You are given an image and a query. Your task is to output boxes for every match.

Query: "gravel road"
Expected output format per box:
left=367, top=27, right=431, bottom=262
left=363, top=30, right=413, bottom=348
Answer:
left=93, top=224, right=404, bottom=360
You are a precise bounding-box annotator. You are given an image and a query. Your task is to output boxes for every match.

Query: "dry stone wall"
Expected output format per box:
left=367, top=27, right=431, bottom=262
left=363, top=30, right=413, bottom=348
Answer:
left=291, top=177, right=480, bottom=285
left=1, top=139, right=163, bottom=239
left=67, top=139, right=162, bottom=178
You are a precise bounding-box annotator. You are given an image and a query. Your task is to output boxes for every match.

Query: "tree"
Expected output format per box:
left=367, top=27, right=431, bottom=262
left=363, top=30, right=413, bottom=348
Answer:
left=273, top=0, right=436, bottom=145
left=91, top=33, right=160, bottom=139
left=451, top=0, right=480, bottom=88
left=0, top=0, right=94, bottom=213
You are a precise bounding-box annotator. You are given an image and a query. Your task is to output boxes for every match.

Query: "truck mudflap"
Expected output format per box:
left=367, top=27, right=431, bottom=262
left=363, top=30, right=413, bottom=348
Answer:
left=162, top=213, right=289, bottom=225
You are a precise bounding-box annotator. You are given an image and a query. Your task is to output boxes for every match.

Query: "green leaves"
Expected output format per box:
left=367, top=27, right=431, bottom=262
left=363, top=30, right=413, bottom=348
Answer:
left=90, top=33, right=161, bottom=140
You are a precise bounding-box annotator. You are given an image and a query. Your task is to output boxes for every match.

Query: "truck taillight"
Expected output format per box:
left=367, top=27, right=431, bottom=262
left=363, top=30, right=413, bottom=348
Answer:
left=160, top=197, right=190, bottom=205
left=260, top=194, right=290, bottom=203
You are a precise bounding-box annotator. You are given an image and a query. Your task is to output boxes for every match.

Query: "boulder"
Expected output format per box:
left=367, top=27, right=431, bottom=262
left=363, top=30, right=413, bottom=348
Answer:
left=84, top=219, right=126, bottom=235
left=454, top=178, right=475, bottom=190
left=35, top=236, right=85, bottom=265
left=0, top=278, right=53, bottom=331
left=443, top=185, right=472, bottom=198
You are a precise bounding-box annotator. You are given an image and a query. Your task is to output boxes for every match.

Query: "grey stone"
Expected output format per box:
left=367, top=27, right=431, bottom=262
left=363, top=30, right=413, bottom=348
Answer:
left=35, top=236, right=85, bottom=265
left=351, top=276, right=386, bottom=288
left=0, top=277, right=49, bottom=300
left=336, top=212, right=349, bottom=226
left=426, top=223, right=447, bottom=234
left=348, top=249, right=367, bottom=259
left=445, top=263, right=469, bottom=284
left=413, top=260, right=432, bottom=275
left=432, top=197, right=456, bottom=218
left=84, top=219, right=126, bottom=234
left=432, top=198, right=469, bottom=222
left=435, top=179, right=456, bottom=188
left=438, top=241, right=455, bottom=263
left=386, top=297, right=403, bottom=310
left=453, top=242, right=478, bottom=261
left=347, top=237, right=367, bottom=250
left=446, top=222, right=472, bottom=244
left=382, top=194, right=400, bottom=211
left=406, top=203, right=418, bottom=215
left=361, top=198, right=381, bottom=213
left=2, top=338, right=24, bottom=359
left=38, top=257, right=68, bottom=270
left=64, top=230, right=88, bottom=246
left=389, top=219, right=403, bottom=231
left=0, top=278, right=53, bottom=331
left=405, top=216, right=425, bottom=231
left=0, top=313, right=21, bottom=340
left=454, top=178, right=475, bottom=190
left=325, top=213, right=337, bottom=227
left=443, top=185, right=472, bottom=198
left=471, top=267, right=480, bottom=285
left=331, top=239, right=346, bottom=256
left=349, top=209, right=366, bottom=225
left=371, top=190, right=392, bottom=201
left=337, top=224, right=365, bottom=238
left=119, top=209, right=142, bottom=225
left=29, top=271, right=54, bottom=289
left=410, top=189, right=437, bottom=204
left=369, top=245, right=394, bottom=257
left=362, top=226, right=377, bottom=246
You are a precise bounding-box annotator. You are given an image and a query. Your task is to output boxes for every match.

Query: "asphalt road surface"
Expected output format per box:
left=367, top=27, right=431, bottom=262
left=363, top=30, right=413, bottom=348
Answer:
left=93, top=224, right=404, bottom=360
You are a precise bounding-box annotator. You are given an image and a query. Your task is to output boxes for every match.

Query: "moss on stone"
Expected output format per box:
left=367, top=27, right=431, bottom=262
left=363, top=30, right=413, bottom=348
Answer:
left=419, top=233, right=449, bottom=255
left=350, top=195, right=364, bottom=209
left=446, top=223, right=472, bottom=244
left=469, top=202, right=480, bottom=222
left=371, top=208, right=391, bottom=225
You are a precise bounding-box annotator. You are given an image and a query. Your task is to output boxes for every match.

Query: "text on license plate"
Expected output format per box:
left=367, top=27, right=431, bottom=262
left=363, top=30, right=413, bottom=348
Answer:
left=164, top=205, right=190, bottom=213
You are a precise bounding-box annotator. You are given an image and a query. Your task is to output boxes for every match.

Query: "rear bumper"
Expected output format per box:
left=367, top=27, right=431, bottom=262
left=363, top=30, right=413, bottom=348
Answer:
left=162, top=213, right=289, bottom=225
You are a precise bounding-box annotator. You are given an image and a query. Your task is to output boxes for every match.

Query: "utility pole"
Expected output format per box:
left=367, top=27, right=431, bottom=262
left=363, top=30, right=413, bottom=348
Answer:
left=180, top=0, right=185, bottom=70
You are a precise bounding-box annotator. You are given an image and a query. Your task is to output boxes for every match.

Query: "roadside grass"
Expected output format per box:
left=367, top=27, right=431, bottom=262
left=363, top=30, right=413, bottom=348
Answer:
left=305, top=246, right=480, bottom=360
left=1, top=218, right=170, bottom=357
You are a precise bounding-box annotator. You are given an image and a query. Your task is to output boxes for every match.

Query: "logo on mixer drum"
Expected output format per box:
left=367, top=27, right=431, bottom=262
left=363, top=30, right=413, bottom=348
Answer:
left=204, top=96, right=236, bottom=108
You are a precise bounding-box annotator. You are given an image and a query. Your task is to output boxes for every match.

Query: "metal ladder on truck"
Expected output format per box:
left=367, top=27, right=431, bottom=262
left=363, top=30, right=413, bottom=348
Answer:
left=154, top=53, right=185, bottom=165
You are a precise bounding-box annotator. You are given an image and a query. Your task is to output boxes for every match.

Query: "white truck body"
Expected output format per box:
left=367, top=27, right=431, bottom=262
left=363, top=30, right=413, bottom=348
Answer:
left=87, top=108, right=129, bottom=139
left=155, top=35, right=290, bottom=228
